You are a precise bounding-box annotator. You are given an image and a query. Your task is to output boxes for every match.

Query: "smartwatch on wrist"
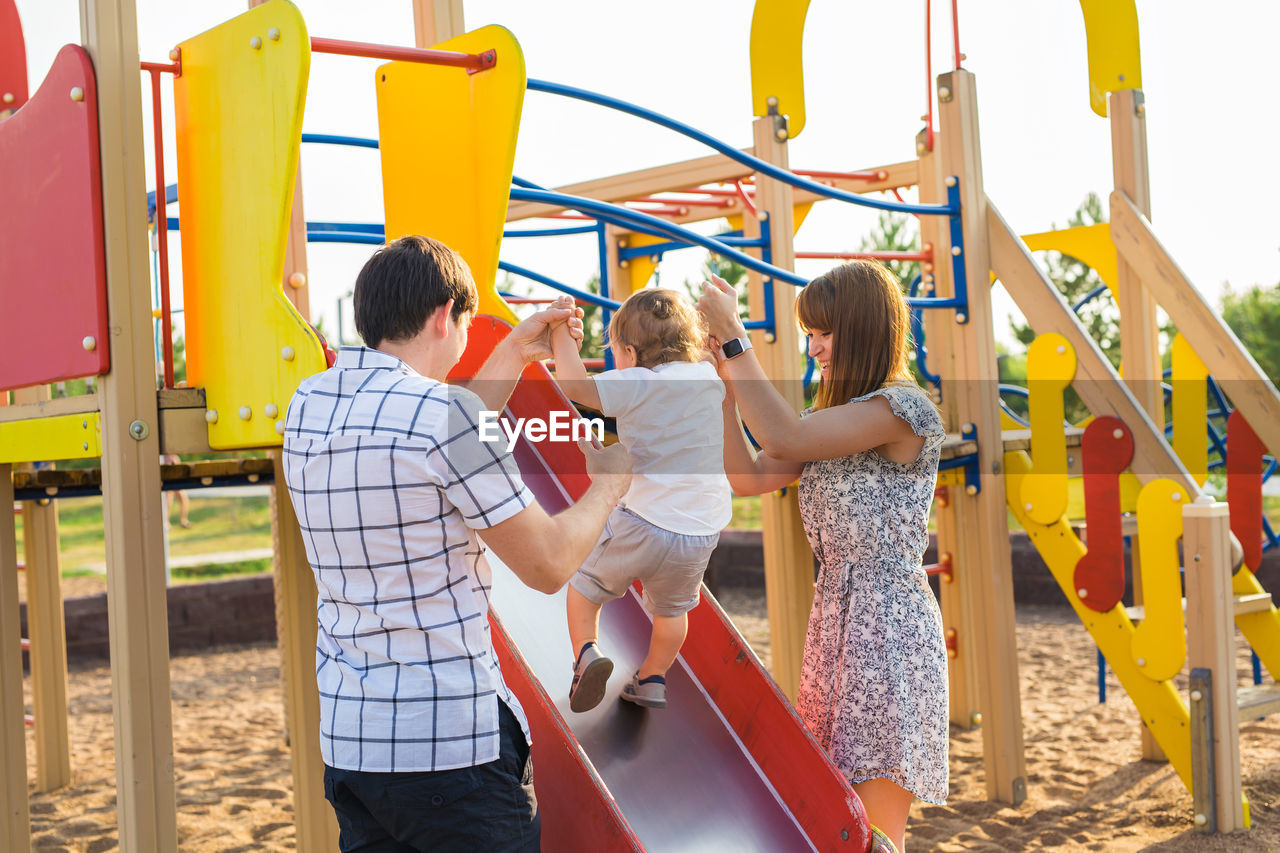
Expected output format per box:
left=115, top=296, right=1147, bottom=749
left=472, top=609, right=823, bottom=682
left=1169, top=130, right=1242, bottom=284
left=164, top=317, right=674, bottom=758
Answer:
left=721, top=336, right=753, bottom=360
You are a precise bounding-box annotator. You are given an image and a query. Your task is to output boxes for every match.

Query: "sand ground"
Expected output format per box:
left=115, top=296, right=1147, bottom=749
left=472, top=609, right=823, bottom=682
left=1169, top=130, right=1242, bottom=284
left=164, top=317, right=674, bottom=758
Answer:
left=19, top=588, right=1280, bottom=852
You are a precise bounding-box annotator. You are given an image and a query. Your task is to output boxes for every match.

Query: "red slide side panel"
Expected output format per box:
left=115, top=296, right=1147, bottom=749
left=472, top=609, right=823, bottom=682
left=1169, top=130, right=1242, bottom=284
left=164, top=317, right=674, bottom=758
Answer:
left=1073, top=417, right=1134, bottom=612
left=0, top=0, right=27, bottom=112
left=1228, top=410, right=1266, bottom=572
left=490, top=612, right=643, bottom=851
left=450, top=315, right=591, bottom=501
left=682, top=589, right=872, bottom=852
left=0, top=45, right=108, bottom=392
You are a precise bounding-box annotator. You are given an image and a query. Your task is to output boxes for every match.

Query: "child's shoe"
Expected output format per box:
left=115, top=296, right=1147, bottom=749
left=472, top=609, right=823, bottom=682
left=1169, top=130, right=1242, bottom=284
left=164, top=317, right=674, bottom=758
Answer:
left=569, top=643, right=613, bottom=713
left=620, top=673, right=667, bottom=709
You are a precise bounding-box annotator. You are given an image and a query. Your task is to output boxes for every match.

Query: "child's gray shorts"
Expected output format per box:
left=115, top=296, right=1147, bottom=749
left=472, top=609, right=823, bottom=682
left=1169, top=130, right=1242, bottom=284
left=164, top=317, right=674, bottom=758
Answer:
left=570, top=506, right=720, bottom=617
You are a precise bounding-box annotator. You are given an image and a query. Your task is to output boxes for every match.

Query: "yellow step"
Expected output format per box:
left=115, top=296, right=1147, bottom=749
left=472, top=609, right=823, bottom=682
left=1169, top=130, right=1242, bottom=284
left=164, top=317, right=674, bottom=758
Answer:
left=1124, top=592, right=1273, bottom=622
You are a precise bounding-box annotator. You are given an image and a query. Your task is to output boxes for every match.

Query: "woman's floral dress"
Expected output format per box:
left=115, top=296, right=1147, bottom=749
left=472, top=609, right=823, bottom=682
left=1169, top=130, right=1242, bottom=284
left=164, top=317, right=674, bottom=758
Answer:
left=795, top=382, right=949, bottom=804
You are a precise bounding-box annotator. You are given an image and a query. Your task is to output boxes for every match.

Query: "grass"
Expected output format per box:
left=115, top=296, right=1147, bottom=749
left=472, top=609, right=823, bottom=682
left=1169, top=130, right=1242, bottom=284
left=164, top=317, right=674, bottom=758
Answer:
left=17, top=493, right=274, bottom=582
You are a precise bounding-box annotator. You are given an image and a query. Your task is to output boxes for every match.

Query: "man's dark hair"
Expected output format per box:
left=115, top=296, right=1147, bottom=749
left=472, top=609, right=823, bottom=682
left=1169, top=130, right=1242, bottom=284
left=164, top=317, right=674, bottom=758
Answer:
left=353, top=235, right=479, bottom=348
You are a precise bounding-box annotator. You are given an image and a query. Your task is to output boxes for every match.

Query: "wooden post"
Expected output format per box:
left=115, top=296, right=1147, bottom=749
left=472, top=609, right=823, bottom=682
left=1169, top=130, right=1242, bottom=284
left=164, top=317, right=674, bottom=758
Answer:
left=12, top=387, right=71, bottom=792
left=936, top=70, right=1027, bottom=804
left=270, top=452, right=340, bottom=851
left=80, top=0, right=178, bottom=848
left=918, top=131, right=981, bottom=729
left=1, top=465, right=31, bottom=851
left=1184, top=498, right=1246, bottom=832
left=1111, top=87, right=1166, bottom=763
left=743, top=115, right=813, bottom=700
left=412, top=0, right=464, bottom=47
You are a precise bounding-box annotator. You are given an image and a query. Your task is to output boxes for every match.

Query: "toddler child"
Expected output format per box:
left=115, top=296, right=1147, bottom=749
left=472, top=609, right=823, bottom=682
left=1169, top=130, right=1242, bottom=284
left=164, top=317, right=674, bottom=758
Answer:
left=551, top=288, right=731, bottom=711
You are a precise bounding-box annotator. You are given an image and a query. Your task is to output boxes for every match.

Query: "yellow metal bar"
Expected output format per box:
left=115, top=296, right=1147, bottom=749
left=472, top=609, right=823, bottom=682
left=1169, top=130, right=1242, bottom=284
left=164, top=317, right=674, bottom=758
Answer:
left=1021, top=334, right=1075, bottom=525
left=1171, top=334, right=1209, bottom=487
left=749, top=0, right=810, bottom=137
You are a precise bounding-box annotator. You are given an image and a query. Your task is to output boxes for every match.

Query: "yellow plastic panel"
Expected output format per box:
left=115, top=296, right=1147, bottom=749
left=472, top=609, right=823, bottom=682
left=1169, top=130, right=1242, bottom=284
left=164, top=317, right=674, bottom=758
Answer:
left=378, top=25, right=525, bottom=325
left=1021, top=334, right=1076, bottom=525
left=1078, top=0, right=1142, bottom=117
left=173, top=1, right=325, bottom=449
left=1233, top=567, right=1280, bottom=682
left=0, top=412, right=100, bottom=463
left=1130, top=479, right=1189, bottom=682
left=1006, top=450, right=1193, bottom=790
left=749, top=0, right=810, bottom=137
left=727, top=201, right=812, bottom=237
left=619, top=233, right=667, bottom=297
left=1022, top=224, right=1117, bottom=300
left=1171, top=334, right=1209, bottom=487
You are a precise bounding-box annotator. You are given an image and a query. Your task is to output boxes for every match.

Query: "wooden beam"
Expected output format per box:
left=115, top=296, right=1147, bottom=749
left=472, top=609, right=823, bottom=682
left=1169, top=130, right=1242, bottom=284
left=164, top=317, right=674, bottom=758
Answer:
left=1184, top=499, right=1246, bottom=832
left=505, top=152, right=752, bottom=222
left=14, top=386, right=70, bottom=793
left=917, top=130, right=981, bottom=729
left=0, top=464, right=30, bottom=851
left=745, top=116, right=813, bottom=702
left=0, top=391, right=100, bottom=424
left=270, top=452, right=340, bottom=850
left=989, top=199, right=1199, bottom=494
left=80, top=0, right=177, bottom=848
left=1110, top=190, right=1280, bottom=460
left=412, top=0, right=464, bottom=46
left=1111, top=90, right=1162, bottom=425
left=936, top=69, right=1026, bottom=805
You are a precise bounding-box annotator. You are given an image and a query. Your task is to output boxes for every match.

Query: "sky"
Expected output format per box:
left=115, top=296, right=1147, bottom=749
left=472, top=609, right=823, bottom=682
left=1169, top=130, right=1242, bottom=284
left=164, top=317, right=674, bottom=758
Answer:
left=13, top=1, right=1280, bottom=349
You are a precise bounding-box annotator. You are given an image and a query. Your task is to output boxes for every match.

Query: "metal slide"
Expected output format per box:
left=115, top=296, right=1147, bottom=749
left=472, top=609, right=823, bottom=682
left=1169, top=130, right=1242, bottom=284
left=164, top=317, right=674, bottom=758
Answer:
left=452, top=317, right=871, bottom=852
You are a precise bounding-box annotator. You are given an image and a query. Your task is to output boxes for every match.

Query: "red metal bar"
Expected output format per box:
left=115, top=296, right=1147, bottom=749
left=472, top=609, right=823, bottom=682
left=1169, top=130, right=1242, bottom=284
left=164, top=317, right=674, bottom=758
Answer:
left=310, top=37, right=495, bottom=71
left=139, top=60, right=180, bottom=74
left=687, top=187, right=753, bottom=198
left=503, top=297, right=593, bottom=306
left=625, top=204, right=688, bottom=217
left=924, top=552, right=953, bottom=583
left=796, top=250, right=931, bottom=262
left=148, top=67, right=175, bottom=389
left=733, top=180, right=757, bottom=217
left=24, top=715, right=34, bottom=727
left=791, top=168, right=887, bottom=183
left=951, top=0, right=962, bottom=70
left=629, top=195, right=733, bottom=208
left=20, top=638, right=28, bottom=651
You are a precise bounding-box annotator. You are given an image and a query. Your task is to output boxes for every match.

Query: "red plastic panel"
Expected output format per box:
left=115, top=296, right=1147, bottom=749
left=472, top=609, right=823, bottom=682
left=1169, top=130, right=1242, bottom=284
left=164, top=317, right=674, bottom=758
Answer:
left=0, top=45, right=108, bottom=392
left=682, top=589, right=873, bottom=852
left=449, top=315, right=592, bottom=501
left=1228, top=410, right=1266, bottom=573
left=491, top=614, right=644, bottom=852
left=1073, top=417, right=1135, bottom=612
left=0, top=0, right=27, bottom=112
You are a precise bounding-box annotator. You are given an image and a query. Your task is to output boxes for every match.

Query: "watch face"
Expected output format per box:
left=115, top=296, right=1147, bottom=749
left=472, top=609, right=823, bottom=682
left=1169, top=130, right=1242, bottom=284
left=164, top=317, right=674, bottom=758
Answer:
left=723, top=338, right=745, bottom=358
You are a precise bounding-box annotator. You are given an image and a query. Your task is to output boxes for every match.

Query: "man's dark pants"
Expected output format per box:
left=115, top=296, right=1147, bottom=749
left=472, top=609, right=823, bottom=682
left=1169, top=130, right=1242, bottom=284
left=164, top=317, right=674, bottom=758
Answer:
left=323, top=702, right=539, bottom=852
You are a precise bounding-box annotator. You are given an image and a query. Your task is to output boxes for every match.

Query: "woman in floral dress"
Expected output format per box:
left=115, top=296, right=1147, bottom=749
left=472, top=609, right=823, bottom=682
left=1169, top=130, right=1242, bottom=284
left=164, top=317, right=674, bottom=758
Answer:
left=699, top=261, right=947, bottom=852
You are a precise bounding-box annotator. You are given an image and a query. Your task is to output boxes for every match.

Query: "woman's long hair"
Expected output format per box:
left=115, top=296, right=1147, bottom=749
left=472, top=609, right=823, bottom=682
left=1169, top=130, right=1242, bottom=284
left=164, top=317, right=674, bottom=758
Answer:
left=796, top=260, right=911, bottom=410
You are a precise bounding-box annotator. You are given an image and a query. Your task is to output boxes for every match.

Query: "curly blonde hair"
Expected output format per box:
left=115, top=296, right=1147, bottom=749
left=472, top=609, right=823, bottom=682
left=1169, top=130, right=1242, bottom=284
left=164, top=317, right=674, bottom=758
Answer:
left=608, top=288, right=707, bottom=368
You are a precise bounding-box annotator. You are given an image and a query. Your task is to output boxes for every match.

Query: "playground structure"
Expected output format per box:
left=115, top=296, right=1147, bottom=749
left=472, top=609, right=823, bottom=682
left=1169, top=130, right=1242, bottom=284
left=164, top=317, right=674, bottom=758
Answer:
left=3, top=0, right=1280, bottom=850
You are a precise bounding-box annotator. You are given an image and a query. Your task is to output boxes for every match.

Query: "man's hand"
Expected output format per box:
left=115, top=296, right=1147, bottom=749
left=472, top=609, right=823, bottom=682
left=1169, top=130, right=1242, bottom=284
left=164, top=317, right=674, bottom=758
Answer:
left=508, top=297, right=584, bottom=363
left=578, top=437, right=632, bottom=499
left=697, top=274, right=748, bottom=342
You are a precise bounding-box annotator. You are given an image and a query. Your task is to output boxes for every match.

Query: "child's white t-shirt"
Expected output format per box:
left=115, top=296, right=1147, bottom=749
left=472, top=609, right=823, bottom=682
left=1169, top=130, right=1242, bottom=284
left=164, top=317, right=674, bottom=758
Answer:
left=593, top=360, right=732, bottom=537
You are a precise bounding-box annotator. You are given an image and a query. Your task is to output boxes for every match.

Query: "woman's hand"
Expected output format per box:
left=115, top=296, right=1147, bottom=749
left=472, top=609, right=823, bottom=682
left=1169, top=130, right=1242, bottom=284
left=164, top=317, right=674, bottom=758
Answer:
left=697, top=274, right=748, bottom=342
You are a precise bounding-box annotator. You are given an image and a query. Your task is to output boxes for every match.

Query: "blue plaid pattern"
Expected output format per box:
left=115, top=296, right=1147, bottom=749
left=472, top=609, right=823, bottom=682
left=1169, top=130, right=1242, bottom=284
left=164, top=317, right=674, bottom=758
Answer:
left=283, top=346, right=533, bottom=772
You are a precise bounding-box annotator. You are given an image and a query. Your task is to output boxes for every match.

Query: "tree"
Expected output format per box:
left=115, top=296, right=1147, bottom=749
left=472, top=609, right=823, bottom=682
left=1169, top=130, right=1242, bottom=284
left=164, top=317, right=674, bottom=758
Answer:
left=1008, top=193, right=1119, bottom=368
left=1221, top=282, right=1280, bottom=387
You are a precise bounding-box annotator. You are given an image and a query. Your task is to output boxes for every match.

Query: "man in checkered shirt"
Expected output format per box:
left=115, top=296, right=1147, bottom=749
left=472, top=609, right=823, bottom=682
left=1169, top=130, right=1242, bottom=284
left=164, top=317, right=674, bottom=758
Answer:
left=283, top=235, right=631, bottom=851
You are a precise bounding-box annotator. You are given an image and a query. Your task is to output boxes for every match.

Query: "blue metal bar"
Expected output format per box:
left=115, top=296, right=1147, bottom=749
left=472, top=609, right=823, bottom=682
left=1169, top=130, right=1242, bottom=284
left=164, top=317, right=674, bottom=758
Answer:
left=616, top=234, right=769, bottom=262
left=944, top=181, right=969, bottom=322
left=907, top=274, right=941, bottom=388
left=308, top=231, right=384, bottom=245
left=147, top=183, right=178, bottom=219
left=1072, top=283, right=1110, bottom=314
left=308, top=221, right=385, bottom=235
left=525, top=78, right=957, bottom=217
left=596, top=221, right=615, bottom=370
left=1098, top=649, right=1107, bottom=703
left=1254, top=652, right=1263, bottom=686
left=509, top=187, right=810, bottom=288
left=301, top=132, right=379, bottom=150
left=506, top=225, right=600, bottom=237
left=499, top=261, right=620, bottom=311
left=998, top=384, right=1031, bottom=427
